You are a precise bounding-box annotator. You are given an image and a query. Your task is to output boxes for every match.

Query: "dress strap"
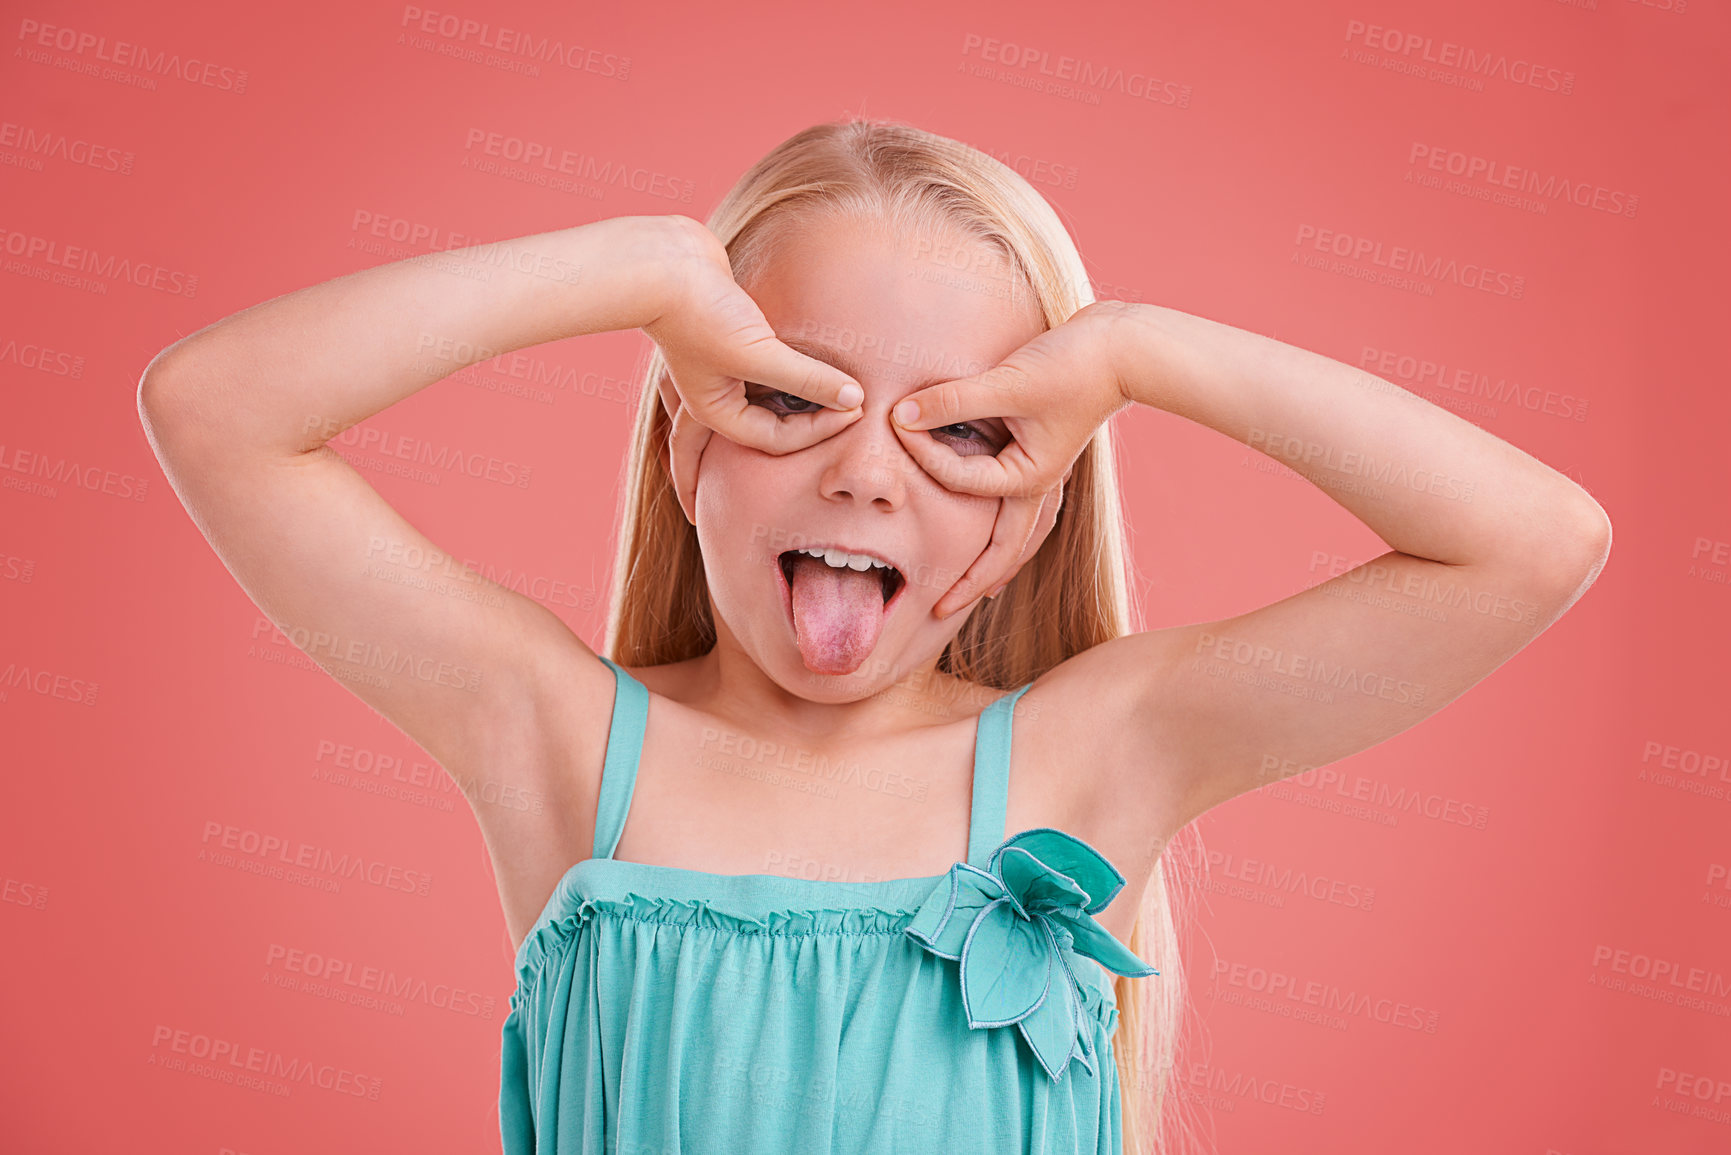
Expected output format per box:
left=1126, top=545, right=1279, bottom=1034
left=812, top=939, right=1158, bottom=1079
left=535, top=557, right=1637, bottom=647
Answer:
left=592, top=657, right=649, bottom=861
left=965, top=682, right=1035, bottom=869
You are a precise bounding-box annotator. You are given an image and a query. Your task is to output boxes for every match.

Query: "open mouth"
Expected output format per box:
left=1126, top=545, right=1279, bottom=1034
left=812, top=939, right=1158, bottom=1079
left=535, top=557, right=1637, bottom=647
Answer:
left=777, top=550, right=906, bottom=605
left=774, top=547, right=910, bottom=675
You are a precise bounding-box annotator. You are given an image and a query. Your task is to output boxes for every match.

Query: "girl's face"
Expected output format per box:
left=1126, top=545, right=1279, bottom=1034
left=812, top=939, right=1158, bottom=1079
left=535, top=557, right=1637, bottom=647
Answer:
left=688, top=212, right=1044, bottom=700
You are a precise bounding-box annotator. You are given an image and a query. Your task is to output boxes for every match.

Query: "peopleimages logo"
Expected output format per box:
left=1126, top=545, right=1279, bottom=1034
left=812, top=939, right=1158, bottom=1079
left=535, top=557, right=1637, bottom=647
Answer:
left=0, top=227, right=199, bottom=297
left=199, top=820, right=435, bottom=897
left=1358, top=345, right=1590, bottom=424
left=397, top=6, right=631, bottom=79
left=264, top=943, right=497, bottom=1020
left=1408, top=143, right=1638, bottom=219
left=1259, top=756, right=1492, bottom=831
left=1183, top=1062, right=1328, bottom=1116
left=1210, top=956, right=1441, bottom=1034
left=460, top=128, right=694, bottom=202
left=15, top=18, right=250, bottom=93
left=0, top=120, right=134, bottom=175
left=325, top=419, right=535, bottom=489
left=1342, top=20, right=1574, bottom=95
left=1198, top=849, right=1377, bottom=912
left=148, top=1025, right=381, bottom=1099
left=959, top=33, right=1192, bottom=108
left=698, top=725, right=931, bottom=803
left=1588, top=944, right=1731, bottom=1019
left=1193, top=630, right=1429, bottom=707
left=1292, top=225, right=1525, bottom=300
left=0, top=658, right=100, bottom=706
left=0, top=440, right=149, bottom=503
left=0, top=334, right=87, bottom=379
left=1591, top=946, right=1731, bottom=998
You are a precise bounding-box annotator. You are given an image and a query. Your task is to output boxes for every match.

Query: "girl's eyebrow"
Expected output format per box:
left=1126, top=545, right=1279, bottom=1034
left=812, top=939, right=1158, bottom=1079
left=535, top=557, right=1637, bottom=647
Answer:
left=780, top=334, right=953, bottom=390
left=780, top=334, right=866, bottom=379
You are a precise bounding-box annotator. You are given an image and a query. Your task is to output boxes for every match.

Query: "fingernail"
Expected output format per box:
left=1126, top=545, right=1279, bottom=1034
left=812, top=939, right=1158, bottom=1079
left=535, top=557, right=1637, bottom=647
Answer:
left=838, top=383, right=864, bottom=409
left=893, top=399, right=919, bottom=425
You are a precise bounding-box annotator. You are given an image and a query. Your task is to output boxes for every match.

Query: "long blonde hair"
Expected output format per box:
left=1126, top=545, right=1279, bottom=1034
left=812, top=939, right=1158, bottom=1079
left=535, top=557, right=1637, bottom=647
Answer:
left=604, top=118, right=1207, bottom=1155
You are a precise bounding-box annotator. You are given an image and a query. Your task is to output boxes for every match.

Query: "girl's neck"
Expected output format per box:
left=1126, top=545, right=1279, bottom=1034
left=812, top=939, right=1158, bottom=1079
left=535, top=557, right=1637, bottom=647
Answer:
left=634, top=637, right=996, bottom=745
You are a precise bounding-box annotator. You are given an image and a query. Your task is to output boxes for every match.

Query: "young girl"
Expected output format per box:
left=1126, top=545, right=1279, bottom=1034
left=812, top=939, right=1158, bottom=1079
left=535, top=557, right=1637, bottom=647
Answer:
left=137, top=120, right=1611, bottom=1154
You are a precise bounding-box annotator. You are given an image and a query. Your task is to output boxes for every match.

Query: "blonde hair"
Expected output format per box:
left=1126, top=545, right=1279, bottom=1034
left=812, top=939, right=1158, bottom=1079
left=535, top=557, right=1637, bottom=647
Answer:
left=604, top=118, right=1207, bottom=1155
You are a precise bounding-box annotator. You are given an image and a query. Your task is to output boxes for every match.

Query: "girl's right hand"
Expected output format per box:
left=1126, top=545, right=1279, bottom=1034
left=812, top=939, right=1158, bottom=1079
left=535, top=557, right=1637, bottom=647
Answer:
left=641, top=217, right=865, bottom=462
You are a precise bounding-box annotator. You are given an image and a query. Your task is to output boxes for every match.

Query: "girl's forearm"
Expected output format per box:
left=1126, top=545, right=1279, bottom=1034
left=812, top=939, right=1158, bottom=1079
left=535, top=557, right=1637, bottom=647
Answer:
left=139, top=214, right=693, bottom=456
left=1112, top=303, right=1609, bottom=571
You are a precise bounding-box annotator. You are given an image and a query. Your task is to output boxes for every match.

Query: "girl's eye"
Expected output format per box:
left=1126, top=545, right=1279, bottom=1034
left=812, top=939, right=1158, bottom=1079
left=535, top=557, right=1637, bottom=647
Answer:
left=747, top=385, right=1004, bottom=455
left=930, top=423, right=1004, bottom=457
left=748, top=388, right=823, bottom=416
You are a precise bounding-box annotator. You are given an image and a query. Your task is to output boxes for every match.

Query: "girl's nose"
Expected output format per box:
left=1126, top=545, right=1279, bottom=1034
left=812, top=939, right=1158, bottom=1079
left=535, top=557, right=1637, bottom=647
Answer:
left=816, top=407, right=919, bottom=509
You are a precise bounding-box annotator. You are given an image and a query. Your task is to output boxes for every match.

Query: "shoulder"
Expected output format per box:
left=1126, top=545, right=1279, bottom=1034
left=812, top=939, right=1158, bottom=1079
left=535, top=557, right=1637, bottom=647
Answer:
left=1008, top=638, right=1159, bottom=768
left=528, top=646, right=627, bottom=792
left=462, top=639, right=622, bottom=952
left=1004, top=634, right=1192, bottom=859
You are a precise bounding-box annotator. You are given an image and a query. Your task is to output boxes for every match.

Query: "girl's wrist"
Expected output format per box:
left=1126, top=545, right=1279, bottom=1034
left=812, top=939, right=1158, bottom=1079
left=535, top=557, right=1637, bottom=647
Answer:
left=574, top=213, right=712, bottom=336
left=1083, top=300, right=1176, bottom=412
left=1101, top=302, right=1230, bottom=418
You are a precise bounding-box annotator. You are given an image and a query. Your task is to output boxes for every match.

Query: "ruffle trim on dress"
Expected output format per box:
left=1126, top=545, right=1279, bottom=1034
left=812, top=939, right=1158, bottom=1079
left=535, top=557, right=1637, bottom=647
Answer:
left=509, top=887, right=1124, bottom=1043
left=512, top=890, right=927, bottom=1002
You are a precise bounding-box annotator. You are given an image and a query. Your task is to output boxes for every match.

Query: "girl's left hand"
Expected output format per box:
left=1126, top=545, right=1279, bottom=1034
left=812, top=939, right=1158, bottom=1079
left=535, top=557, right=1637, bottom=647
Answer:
left=889, top=300, right=1138, bottom=619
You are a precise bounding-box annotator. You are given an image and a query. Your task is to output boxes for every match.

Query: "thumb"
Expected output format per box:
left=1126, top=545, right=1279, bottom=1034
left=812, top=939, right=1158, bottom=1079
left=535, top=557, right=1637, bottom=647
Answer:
left=742, top=338, right=866, bottom=412
left=890, top=364, right=1027, bottom=432
left=887, top=388, right=1040, bottom=501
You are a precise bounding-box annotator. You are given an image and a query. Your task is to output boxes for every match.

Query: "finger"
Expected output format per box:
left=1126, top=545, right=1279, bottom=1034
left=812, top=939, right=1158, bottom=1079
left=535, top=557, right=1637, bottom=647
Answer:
left=987, top=484, right=1064, bottom=598
left=934, top=491, right=1046, bottom=620
left=714, top=337, right=867, bottom=454
left=964, top=480, right=1064, bottom=613
left=666, top=401, right=711, bottom=523
left=737, top=334, right=867, bottom=415
left=674, top=367, right=863, bottom=456
left=1018, top=478, right=1064, bottom=580
left=1009, top=481, right=1063, bottom=586
left=888, top=417, right=1044, bottom=499
left=888, top=372, right=1052, bottom=498
left=934, top=491, right=1045, bottom=619
left=891, top=368, right=1031, bottom=430
left=655, top=369, right=681, bottom=433
left=689, top=282, right=866, bottom=419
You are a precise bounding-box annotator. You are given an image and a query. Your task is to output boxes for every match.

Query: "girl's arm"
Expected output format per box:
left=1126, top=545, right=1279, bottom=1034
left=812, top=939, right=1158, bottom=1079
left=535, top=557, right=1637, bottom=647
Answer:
left=136, top=215, right=703, bottom=946
left=1067, top=304, right=1611, bottom=842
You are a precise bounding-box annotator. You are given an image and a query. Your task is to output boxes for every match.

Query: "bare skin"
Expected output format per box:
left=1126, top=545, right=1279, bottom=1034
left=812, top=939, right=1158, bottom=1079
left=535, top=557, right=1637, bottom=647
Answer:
left=138, top=212, right=1611, bottom=954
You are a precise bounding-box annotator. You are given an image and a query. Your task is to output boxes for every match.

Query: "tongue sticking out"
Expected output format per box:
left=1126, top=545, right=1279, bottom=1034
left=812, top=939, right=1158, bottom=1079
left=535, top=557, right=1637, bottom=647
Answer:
left=788, top=553, right=886, bottom=675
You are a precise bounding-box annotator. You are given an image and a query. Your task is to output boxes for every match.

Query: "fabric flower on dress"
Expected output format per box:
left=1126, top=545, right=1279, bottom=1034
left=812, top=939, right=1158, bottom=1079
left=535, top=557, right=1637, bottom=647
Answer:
left=903, top=827, right=1159, bottom=1082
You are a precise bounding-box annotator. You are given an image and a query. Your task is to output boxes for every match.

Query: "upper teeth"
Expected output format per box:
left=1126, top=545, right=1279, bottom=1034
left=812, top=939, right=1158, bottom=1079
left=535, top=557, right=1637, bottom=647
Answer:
left=793, top=547, right=894, bottom=573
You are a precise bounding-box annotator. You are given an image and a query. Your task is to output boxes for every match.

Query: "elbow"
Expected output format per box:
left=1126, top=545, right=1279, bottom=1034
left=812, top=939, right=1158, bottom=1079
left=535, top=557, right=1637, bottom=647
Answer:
left=1571, top=494, right=1612, bottom=572
left=137, top=352, right=170, bottom=443
left=136, top=339, right=206, bottom=454
left=137, top=337, right=195, bottom=407
left=1544, top=496, right=1613, bottom=600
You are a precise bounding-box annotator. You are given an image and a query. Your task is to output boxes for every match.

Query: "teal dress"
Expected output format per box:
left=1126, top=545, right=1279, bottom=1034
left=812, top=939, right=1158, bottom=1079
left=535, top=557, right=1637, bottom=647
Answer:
left=500, top=658, right=1158, bottom=1154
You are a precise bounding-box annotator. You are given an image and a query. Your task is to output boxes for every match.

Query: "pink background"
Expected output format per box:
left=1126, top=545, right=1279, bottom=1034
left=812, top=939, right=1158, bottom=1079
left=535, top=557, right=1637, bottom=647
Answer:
left=3, top=1, right=1726, bottom=1152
